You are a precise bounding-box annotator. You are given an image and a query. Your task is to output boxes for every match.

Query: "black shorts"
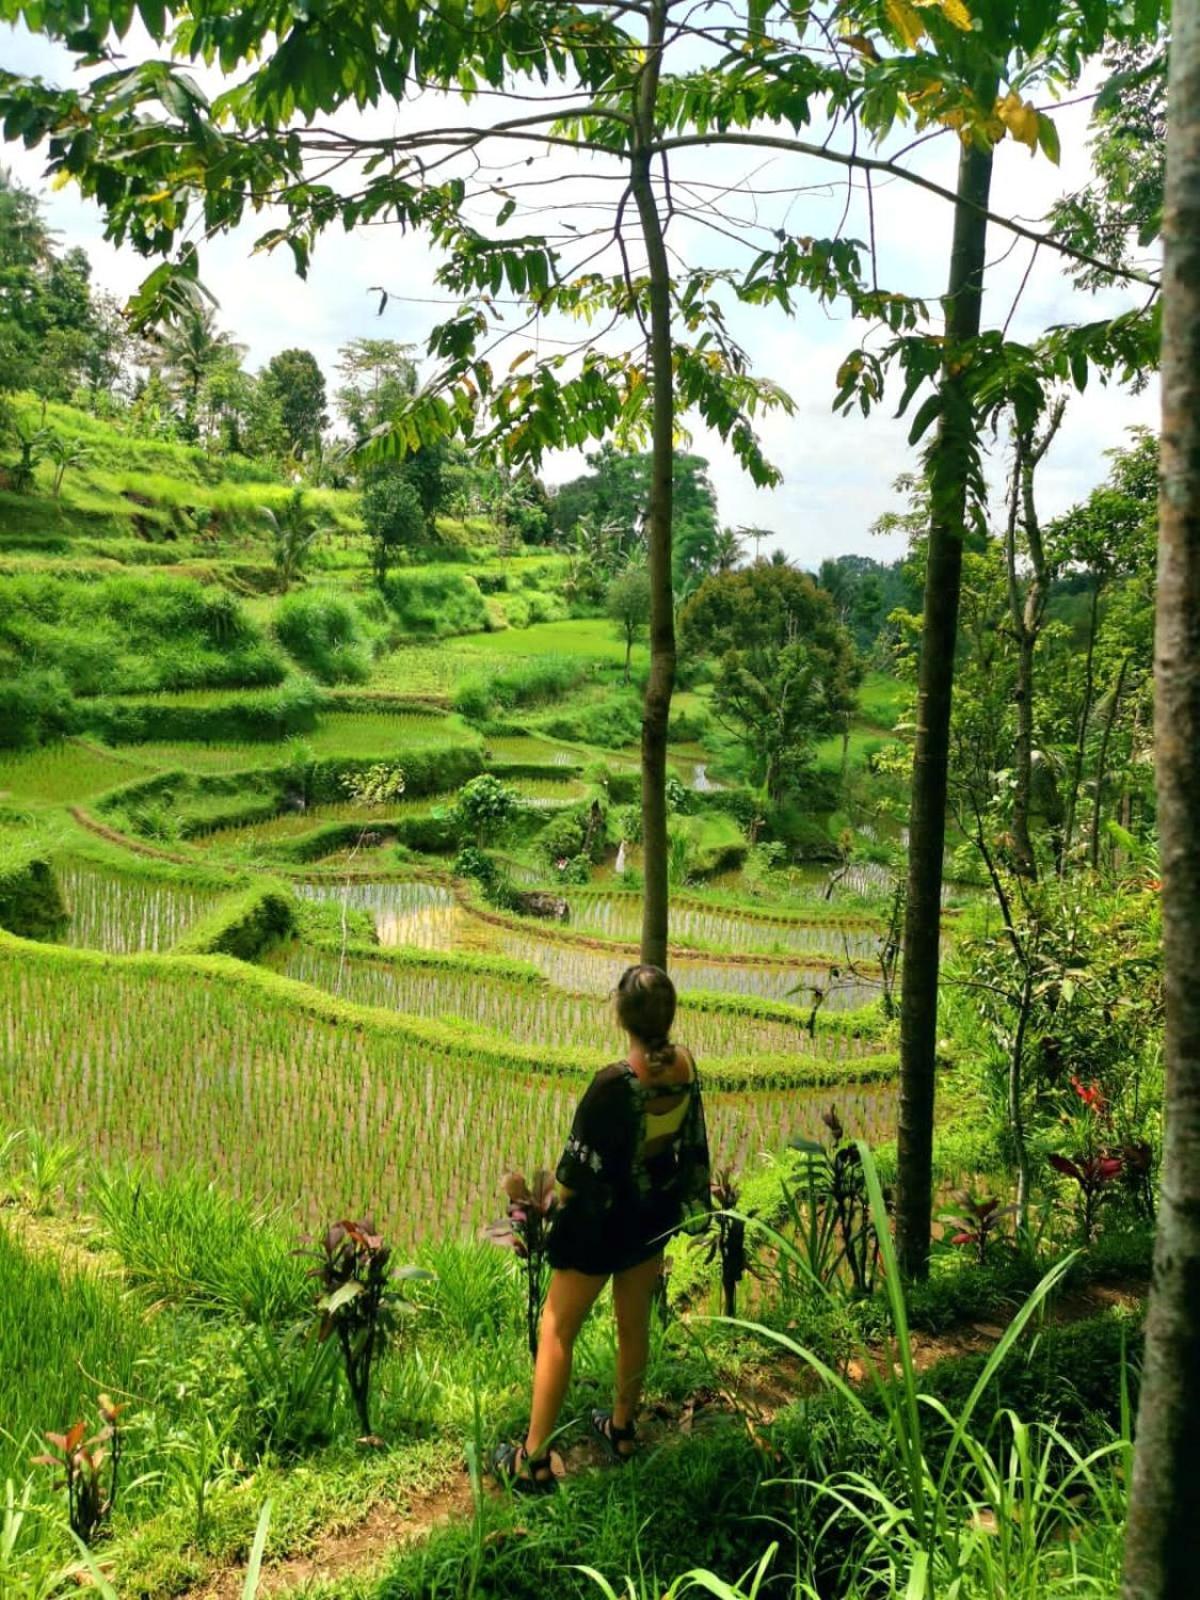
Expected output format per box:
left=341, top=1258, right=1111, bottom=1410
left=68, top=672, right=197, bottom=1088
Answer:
left=547, top=1191, right=682, bottom=1277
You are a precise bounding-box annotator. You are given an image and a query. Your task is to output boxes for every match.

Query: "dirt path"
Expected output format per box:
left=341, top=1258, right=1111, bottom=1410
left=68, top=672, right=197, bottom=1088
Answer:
left=182, top=1277, right=1146, bottom=1600
left=190, top=1482, right=473, bottom=1600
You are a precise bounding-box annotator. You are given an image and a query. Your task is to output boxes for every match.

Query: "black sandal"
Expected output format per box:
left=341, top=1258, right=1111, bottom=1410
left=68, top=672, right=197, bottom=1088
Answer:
left=590, top=1408, right=637, bottom=1464
left=491, top=1440, right=556, bottom=1495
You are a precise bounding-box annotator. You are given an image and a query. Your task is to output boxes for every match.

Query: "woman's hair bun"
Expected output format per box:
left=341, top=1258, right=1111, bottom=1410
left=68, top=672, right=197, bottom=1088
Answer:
left=616, top=965, right=677, bottom=1075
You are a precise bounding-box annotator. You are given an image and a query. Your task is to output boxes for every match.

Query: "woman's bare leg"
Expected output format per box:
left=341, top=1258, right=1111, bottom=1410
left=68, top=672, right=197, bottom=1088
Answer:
left=524, top=1268, right=607, bottom=1462
left=610, top=1251, right=663, bottom=1449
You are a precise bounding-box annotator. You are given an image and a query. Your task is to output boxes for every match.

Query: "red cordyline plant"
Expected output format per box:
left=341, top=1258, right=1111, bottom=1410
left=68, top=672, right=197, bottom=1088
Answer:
left=486, top=1170, right=559, bottom=1360
left=33, top=1394, right=125, bottom=1544
left=300, top=1218, right=430, bottom=1442
left=1048, top=1151, right=1124, bottom=1243
left=1069, top=1075, right=1110, bottom=1120
left=942, top=1194, right=1017, bottom=1265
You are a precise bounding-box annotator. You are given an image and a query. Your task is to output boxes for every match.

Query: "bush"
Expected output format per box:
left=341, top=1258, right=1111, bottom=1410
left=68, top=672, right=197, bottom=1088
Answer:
left=0, top=573, right=287, bottom=700
left=274, top=590, right=376, bottom=685
left=85, top=678, right=321, bottom=744
left=381, top=570, right=488, bottom=637
left=0, top=667, right=77, bottom=748
left=172, top=883, right=296, bottom=959
left=453, top=656, right=588, bottom=721
left=0, top=847, right=69, bottom=940
left=539, top=691, right=642, bottom=747
left=538, top=799, right=608, bottom=865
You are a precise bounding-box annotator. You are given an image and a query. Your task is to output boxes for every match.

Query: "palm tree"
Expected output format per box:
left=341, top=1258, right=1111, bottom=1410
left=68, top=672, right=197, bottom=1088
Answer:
left=44, top=433, right=91, bottom=498
left=260, top=490, right=330, bottom=592
left=153, top=303, right=244, bottom=437
left=711, top=525, right=744, bottom=573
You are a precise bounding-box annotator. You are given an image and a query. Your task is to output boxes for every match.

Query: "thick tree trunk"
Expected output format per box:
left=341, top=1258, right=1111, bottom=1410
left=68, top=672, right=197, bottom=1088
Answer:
left=631, top=0, right=675, bottom=971
left=1123, top=8, right=1200, bottom=1588
left=895, top=134, right=995, bottom=1281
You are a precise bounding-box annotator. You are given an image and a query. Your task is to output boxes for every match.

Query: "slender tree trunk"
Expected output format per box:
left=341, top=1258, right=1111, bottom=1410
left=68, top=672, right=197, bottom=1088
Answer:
left=1123, top=9, right=1200, bottom=1588
left=632, top=0, right=675, bottom=971
left=1006, top=400, right=1065, bottom=880
left=1005, top=431, right=1038, bottom=877
left=895, top=134, right=995, bottom=1281
left=1088, top=653, right=1130, bottom=870
left=1062, top=577, right=1103, bottom=864
left=1009, top=967, right=1034, bottom=1232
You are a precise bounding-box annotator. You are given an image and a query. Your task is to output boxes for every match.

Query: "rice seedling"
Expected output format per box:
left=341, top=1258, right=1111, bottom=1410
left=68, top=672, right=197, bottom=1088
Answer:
left=564, top=890, right=883, bottom=961
left=295, top=880, right=457, bottom=948
left=482, top=736, right=581, bottom=766
left=0, top=950, right=895, bottom=1248
left=0, top=742, right=148, bottom=803
left=57, top=861, right=222, bottom=952
left=271, top=943, right=876, bottom=1063
left=482, top=928, right=883, bottom=1012
left=367, top=644, right=493, bottom=697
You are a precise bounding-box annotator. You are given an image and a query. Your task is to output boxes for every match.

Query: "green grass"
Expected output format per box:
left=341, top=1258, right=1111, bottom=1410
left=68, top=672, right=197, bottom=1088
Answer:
left=856, top=670, right=907, bottom=730
left=0, top=1219, right=150, bottom=1482
left=445, top=616, right=644, bottom=666
left=0, top=740, right=150, bottom=802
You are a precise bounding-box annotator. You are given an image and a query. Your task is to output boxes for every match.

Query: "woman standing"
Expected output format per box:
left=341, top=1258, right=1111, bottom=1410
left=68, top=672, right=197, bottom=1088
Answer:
left=494, top=964, right=711, bottom=1491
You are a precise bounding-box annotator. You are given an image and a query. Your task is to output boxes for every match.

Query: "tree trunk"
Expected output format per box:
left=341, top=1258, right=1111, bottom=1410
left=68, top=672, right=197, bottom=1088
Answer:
left=632, top=0, right=675, bottom=971
left=1123, top=8, right=1200, bottom=1589
left=1005, top=431, right=1039, bottom=878
left=1088, top=653, right=1130, bottom=870
left=1062, top=577, right=1103, bottom=864
left=624, top=632, right=633, bottom=685
left=1006, top=400, right=1065, bottom=880
left=895, top=133, right=995, bottom=1281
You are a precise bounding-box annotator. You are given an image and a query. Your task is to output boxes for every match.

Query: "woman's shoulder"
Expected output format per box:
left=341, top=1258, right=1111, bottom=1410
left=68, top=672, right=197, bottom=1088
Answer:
left=581, top=1062, right=636, bottom=1107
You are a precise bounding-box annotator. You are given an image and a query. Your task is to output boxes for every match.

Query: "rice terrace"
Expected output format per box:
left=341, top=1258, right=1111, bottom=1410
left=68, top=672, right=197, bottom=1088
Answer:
left=0, top=2, right=1197, bottom=1598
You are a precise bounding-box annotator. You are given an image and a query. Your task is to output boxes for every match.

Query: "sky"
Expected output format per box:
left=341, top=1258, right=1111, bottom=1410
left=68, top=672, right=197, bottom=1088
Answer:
left=1, top=17, right=1160, bottom=568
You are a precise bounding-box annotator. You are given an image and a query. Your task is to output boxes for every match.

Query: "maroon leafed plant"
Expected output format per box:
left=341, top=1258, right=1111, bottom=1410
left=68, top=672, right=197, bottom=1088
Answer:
left=32, top=1394, right=125, bottom=1544
left=300, top=1217, right=430, bottom=1441
left=486, top=1170, right=559, bottom=1360
left=1048, top=1151, right=1124, bottom=1243
left=1118, top=1140, right=1157, bottom=1223
left=942, top=1194, right=1016, bottom=1265
left=691, top=1167, right=753, bottom=1318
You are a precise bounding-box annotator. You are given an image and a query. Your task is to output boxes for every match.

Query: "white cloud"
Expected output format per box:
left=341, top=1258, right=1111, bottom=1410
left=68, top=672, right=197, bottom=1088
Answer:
left=1, top=22, right=1158, bottom=565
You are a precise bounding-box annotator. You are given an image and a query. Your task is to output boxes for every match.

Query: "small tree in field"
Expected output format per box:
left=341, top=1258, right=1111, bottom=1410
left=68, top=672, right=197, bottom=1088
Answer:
left=606, top=566, right=651, bottom=684
left=363, top=471, right=424, bottom=587
left=453, top=774, right=521, bottom=849
left=261, top=489, right=328, bottom=593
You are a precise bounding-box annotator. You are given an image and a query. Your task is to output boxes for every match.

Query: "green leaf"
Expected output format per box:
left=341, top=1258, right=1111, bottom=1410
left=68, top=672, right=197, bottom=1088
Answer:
left=1036, top=113, right=1060, bottom=167
left=1015, top=0, right=1055, bottom=53
left=322, top=1280, right=364, bottom=1315
left=137, top=0, right=167, bottom=40
left=496, top=198, right=516, bottom=226
left=241, top=1501, right=273, bottom=1600
left=907, top=392, right=943, bottom=445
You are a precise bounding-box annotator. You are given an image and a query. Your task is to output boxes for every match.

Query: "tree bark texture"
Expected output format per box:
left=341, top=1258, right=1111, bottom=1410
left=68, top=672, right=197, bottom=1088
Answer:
left=1123, top=6, right=1200, bottom=1590
left=1006, top=399, right=1065, bottom=880
left=1063, top=578, right=1102, bottom=863
left=632, top=0, right=676, bottom=971
left=896, top=134, right=995, bottom=1280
